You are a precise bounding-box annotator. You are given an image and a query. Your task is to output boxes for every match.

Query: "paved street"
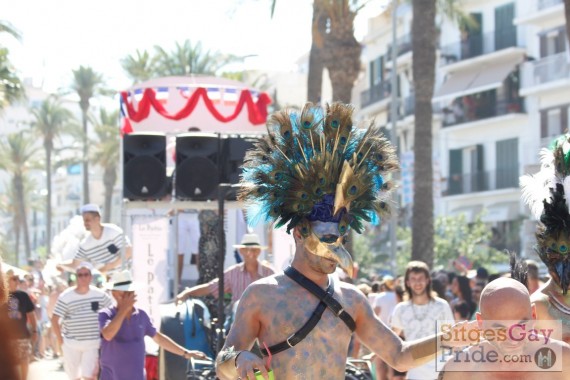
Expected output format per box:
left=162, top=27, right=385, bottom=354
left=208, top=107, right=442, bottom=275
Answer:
left=28, top=357, right=67, bottom=380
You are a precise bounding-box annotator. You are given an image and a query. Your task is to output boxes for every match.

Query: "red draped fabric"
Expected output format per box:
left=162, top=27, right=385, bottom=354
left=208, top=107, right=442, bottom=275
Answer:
left=120, top=87, right=271, bottom=125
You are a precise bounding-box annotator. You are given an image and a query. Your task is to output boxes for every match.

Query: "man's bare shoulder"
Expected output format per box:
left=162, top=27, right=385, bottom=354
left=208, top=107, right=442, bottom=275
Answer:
left=250, top=273, right=285, bottom=289
left=440, top=346, right=479, bottom=379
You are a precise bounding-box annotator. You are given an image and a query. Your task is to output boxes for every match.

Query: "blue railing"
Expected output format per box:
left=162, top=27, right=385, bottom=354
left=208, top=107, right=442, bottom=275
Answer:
left=442, top=97, right=524, bottom=127
left=360, top=81, right=391, bottom=108
left=440, top=29, right=518, bottom=65
left=446, top=167, right=519, bottom=196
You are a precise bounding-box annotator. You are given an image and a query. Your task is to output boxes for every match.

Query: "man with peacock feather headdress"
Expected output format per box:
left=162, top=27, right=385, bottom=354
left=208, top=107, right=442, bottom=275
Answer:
left=215, top=103, right=472, bottom=380
left=520, top=134, right=570, bottom=343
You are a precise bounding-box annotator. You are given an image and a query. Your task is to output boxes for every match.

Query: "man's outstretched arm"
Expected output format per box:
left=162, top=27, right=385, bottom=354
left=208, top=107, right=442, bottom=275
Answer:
left=215, top=285, right=270, bottom=380
left=354, top=292, right=475, bottom=372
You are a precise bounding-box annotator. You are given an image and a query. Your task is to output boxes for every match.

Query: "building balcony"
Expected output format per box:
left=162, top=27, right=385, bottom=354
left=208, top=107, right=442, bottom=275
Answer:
left=440, top=29, right=519, bottom=66
left=360, top=81, right=391, bottom=109
left=538, top=0, right=563, bottom=11
left=445, top=167, right=519, bottom=196
left=441, top=95, right=525, bottom=128
left=386, top=34, right=412, bottom=59
left=515, top=0, right=564, bottom=26
left=520, top=52, right=570, bottom=95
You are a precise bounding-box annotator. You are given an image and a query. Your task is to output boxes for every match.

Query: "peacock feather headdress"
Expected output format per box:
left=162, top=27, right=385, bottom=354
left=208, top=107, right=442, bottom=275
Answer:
left=238, top=102, right=399, bottom=238
left=520, top=134, right=570, bottom=293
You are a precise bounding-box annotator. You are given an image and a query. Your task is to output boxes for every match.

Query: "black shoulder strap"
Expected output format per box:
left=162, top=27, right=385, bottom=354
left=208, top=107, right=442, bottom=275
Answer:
left=260, top=280, right=332, bottom=356
left=285, top=266, right=356, bottom=332
left=260, top=266, right=356, bottom=357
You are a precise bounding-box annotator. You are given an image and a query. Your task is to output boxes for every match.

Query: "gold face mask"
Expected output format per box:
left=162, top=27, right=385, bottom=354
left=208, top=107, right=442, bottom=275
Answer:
left=302, top=221, right=353, bottom=277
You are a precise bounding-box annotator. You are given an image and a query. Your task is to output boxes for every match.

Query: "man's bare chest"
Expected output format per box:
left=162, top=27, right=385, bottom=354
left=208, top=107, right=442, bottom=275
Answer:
left=256, top=285, right=354, bottom=347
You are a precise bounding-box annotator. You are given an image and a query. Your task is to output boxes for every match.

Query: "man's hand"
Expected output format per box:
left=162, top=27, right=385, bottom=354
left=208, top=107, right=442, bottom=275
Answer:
left=183, top=349, right=209, bottom=360
left=176, top=290, right=188, bottom=305
left=235, top=351, right=270, bottom=380
left=117, top=292, right=136, bottom=316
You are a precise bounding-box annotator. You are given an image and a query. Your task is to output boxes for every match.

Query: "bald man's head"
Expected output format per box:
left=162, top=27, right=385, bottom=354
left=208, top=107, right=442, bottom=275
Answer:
left=479, top=278, right=533, bottom=320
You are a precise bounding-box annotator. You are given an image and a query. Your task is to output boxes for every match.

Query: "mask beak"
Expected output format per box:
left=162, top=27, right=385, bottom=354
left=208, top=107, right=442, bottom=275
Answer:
left=303, top=233, right=354, bottom=277
left=326, top=242, right=354, bottom=277
left=554, top=260, right=570, bottom=295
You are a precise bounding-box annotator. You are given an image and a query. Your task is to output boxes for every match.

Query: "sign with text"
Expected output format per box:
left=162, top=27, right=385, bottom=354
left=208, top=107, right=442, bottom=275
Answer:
left=436, top=320, right=563, bottom=372
left=131, top=214, right=169, bottom=330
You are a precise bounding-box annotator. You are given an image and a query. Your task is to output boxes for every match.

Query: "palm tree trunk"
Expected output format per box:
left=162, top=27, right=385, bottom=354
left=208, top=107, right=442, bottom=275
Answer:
left=411, top=0, right=437, bottom=267
left=15, top=176, right=31, bottom=262
left=307, top=1, right=327, bottom=103
left=323, top=0, right=361, bottom=103
left=103, top=168, right=117, bottom=223
left=14, top=223, right=20, bottom=267
left=82, top=110, right=90, bottom=204
left=46, top=146, right=52, bottom=258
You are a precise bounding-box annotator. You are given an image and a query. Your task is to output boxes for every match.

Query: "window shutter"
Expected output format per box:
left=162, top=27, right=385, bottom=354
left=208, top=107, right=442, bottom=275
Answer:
left=496, top=138, right=519, bottom=188
left=562, top=105, right=568, bottom=135
left=449, top=149, right=463, bottom=195
left=539, top=34, right=547, bottom=58
left=495, top=3, right=516, bottom=50
left=541, top=110, right=547, bottom=138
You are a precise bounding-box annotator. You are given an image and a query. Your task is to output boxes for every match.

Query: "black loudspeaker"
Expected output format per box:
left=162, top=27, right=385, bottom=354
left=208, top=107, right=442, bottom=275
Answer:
left=222, top=136, right=257, bottom=185
left=123, top=132, right=168, bottom=200
left=175, top=133, right=221, bottom=200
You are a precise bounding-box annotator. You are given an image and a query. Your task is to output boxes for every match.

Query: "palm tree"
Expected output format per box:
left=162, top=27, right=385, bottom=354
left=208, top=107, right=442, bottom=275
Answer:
left=153, top=40, right=237, bottom=77
left=0, top=21, right=24, bottom=111
left=92, top=109, right=120, bottom=222
left=0, top=48, right=24, bottom=111
left=0, top=20, right=21, bottom=40
left=271, top=1, right=364, bottom=103
left=411, top=0, right=437, bottom=266
left=322, top=0, right=362, bottom=103
left=306, top=1, right=328, bottom=102
left=0, top=132, right=38, bottom=264
left=410, top=0, right=475, bottom=266
left=71, top=66, right=106, bottom=204
left=121, top=40, right=240, bottom=85
left=30, top=95, right=74, bottom=258
left=120, top=49, right=156, bottom=84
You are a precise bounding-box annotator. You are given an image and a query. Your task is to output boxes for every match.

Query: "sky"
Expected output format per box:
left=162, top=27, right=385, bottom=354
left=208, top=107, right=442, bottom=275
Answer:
left=1, top=0, right=388, bottom=93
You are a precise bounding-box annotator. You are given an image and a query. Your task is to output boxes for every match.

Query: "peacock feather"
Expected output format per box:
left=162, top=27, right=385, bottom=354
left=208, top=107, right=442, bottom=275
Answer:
left=521, top=134, right=570, bottom=294
left=239, top=102, right=398, bottom=235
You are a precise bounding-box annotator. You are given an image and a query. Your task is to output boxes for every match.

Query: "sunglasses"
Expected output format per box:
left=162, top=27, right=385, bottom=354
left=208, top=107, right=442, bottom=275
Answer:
left=76, top=272, right=91, bottom=278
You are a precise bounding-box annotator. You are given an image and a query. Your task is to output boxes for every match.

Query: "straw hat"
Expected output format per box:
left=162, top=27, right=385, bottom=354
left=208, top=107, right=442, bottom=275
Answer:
left=232, top=233, right=267, bottom=249
left=106, top=270, right=139, bottom=291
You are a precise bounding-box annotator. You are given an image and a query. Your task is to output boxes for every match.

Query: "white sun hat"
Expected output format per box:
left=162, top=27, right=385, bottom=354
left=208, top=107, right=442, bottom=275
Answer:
left=232, top=233, right=268, bottom=249
left=106, top=270, right=139, bottom=291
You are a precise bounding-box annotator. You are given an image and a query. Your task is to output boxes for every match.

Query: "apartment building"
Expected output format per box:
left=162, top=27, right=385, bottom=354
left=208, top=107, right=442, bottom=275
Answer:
left=355, top=0, right=569, bottom=257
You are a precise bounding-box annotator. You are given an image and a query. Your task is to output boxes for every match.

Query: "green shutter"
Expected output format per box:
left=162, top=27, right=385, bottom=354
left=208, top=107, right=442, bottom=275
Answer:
left=449, top=149, right=463, bottom=195
left=496, top=138, right=519, bottom=188
left=495, top=3, right=516, bottom=50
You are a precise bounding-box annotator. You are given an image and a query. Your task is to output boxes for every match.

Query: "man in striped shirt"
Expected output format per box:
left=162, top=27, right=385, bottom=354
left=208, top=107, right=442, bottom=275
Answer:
left=176, top=233, right=274, bottom=311
left=51, top=262, right=113, bottom=380
left=57, top=204, right=132, bottom=274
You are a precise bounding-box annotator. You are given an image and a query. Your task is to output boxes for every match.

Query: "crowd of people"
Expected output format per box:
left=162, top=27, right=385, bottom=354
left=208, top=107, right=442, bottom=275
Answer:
left=3, top=103, right=570, bottom=380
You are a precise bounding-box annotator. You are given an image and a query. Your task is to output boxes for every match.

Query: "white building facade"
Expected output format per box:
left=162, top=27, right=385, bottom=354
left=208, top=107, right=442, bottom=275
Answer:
left=355, top=0, right=569, bottom=258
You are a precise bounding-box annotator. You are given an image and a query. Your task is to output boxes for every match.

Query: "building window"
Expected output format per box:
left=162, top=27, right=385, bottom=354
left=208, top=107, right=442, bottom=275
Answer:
left=496, top=138, right=519, bottom=189
left=541, top=104, right=569, bottom=139
left=539, top=27, right=567, bottom=58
